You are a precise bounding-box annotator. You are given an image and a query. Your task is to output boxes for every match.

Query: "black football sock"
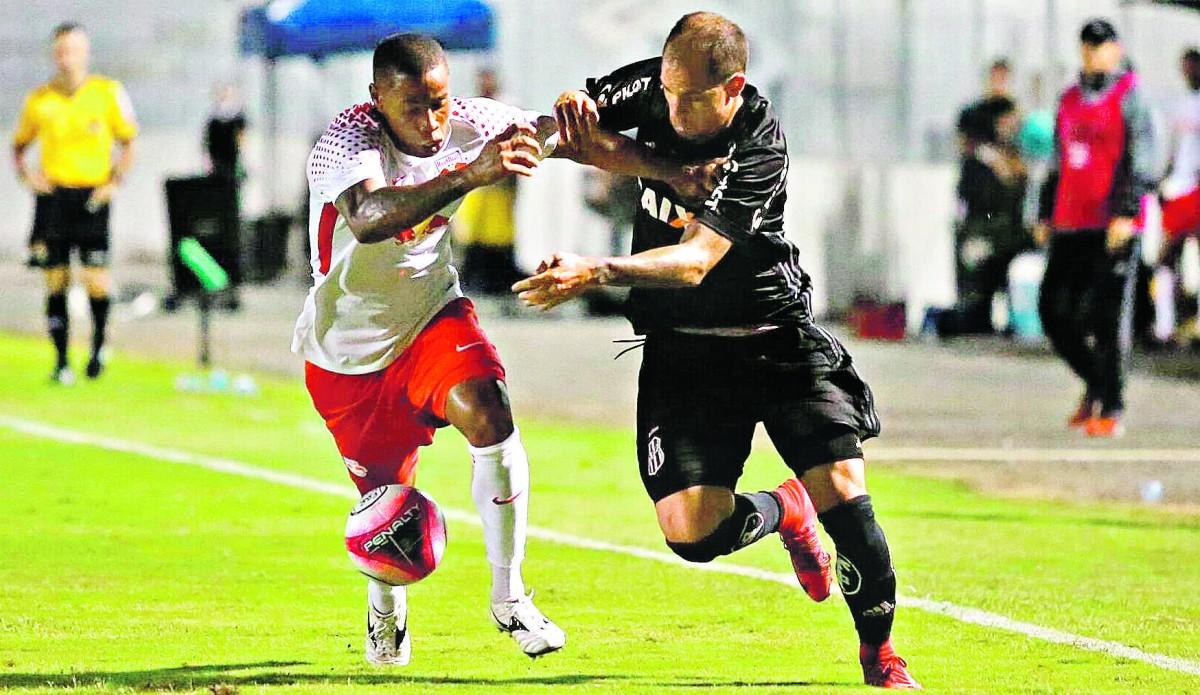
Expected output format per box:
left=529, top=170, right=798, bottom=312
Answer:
left=47, top=293, right=69, bottom=369
left=89, top=295, right=110, bottom=357
left=665, top=491, right=781, bottom=563
left=818, top=495, right=896, bottom=648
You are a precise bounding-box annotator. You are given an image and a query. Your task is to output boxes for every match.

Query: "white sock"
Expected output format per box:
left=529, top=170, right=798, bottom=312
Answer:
left=367, top=578, right=407, bottom=617
left=1154, top=267, right=1176, bottom=342
left=468, top=427, right=529, bottom=604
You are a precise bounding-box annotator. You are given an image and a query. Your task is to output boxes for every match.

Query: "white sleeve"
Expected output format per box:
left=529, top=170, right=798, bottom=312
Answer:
left=451, top=97, right=541, bottom=140
left=307, top=121, right=386, bottom=202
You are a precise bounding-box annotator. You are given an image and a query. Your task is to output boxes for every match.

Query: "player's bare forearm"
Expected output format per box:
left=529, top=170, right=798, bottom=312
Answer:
left=532, top=115, right=561, bottom=158
left=13, top=142, right=52, bottom=194
left=336, top=170, right=476, bottom=245
left=111, top=139, right=135, bottom=184
left=597, top=223, right=732, bottom=288
left=13, top=143, right=30, bottom=179
left=514, top=223, right=732, bottom=309
left=561, top=127, right=678, bottom=180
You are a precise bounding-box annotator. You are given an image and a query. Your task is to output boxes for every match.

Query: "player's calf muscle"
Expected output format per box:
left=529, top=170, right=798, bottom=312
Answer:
left=655, top=486, right=735, bottom=542
left=802, top=459, right=868, bottom=513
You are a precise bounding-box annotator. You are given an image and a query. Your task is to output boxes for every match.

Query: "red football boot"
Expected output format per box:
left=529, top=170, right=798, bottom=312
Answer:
left=1067, top=396, right=1095, bottom=429
left=1085, top=412, right=1125, bottom=438
left=861, top=639, right=922, bottom=689
left=773, top=478, right=832, bottom=602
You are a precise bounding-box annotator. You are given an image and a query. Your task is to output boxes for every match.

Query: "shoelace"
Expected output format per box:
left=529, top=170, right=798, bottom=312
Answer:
left=369, top=614, right=398, bottom=644
left=868, top=656, right=913, bottom=683
left=781, top=533, right=828, bottom=570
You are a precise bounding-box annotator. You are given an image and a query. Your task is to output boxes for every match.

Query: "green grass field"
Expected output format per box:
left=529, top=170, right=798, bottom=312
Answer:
left=1, top=332, right=1199, bottom=694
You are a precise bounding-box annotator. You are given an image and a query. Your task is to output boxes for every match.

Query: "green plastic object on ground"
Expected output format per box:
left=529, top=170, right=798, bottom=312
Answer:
left=178, top=237, right=230, bottom=292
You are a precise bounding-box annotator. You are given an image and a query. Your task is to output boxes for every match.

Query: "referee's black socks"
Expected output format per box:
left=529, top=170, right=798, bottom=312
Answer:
left=89, top=295, right=110, bottom=357
left=819, top=495, right=896, bottom=647
left=46, top=292, right=69, bottom=369
left=665, top=491, right=781, bottom=563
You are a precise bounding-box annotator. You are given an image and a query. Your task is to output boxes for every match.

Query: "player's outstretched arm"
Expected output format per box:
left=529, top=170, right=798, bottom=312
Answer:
left=512, top=220, right=732, bottom=310
left=552, top=90, right=722, bottom=200
left=336, top=123, right=542, bottom=244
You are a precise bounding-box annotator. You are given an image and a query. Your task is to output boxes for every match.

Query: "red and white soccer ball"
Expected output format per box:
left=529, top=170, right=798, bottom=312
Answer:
left=345, top=484, right=447, bottom=586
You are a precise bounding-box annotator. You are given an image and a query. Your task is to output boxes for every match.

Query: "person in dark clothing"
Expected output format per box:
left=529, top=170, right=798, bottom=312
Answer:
left=205, top=84, right=247, bottom=181
left=1035, top=19, right=1157, bottom=438
left=951, top=96, right=1030, bottom=334
left=515, top=12, right=919, bottom=689
left=956, top=59, right=1013, bottom=156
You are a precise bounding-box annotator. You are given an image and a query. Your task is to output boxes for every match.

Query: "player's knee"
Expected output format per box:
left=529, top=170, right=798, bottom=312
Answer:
left=45, top=268, right=70, bottom=294
left=659, top=509, right=732, bottom=563
left=446, top=379, right=514, bottom=447
left=82, top=270, right=110, bottom=298
left=664, top=531, right=725, bottom=563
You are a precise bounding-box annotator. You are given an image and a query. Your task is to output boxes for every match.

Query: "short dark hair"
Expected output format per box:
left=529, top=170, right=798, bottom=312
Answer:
left=1184, top=47, right=1200, bottom=64
left=372, top=33, right=446, bottom=81
left=663, top=12, right=747, bottom=85
left=1080, top=18, right=1119, bottom=46
left=990, top=58, right=1011, bottom=72
left=53, top=22, right=83, bottom=38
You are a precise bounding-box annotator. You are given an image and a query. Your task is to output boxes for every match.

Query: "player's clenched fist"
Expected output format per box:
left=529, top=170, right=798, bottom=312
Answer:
left=670, top=157, right=729, bottom=201
left=466, top=123, right=542, bottom=186
left=554, top=90, right=599, bottom=148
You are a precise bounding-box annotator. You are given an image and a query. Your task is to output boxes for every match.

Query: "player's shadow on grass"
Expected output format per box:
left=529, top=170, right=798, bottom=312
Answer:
left=655, top=678, right=850, bottom=688
left=0, top=662, right=629, bottom=689
left=891, top=508, right=1200, bottom=531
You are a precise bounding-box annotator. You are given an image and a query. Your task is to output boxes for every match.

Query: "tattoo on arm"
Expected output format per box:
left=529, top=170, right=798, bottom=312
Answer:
left=335, top=170, right=474, bottom=245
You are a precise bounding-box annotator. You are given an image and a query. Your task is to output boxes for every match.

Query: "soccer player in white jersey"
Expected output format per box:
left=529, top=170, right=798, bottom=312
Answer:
left=294, top=33, right=564, bottom=665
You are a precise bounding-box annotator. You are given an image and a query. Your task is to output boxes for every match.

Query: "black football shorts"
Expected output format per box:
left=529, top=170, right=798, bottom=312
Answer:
left=635, top=326, right=880, bottom=503
left=31, top=187, right=111, bottom=268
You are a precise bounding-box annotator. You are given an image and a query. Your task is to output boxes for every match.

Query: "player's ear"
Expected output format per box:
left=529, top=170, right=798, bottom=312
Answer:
left=368, top=83, right=379, bottom=105
left=723, top=73, right=746, bottom=101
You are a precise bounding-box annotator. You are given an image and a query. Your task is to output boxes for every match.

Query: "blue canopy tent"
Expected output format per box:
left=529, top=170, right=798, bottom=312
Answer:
left=240, top=0, right=495, bottom=59
left=239, top=0, right=495, bottom=206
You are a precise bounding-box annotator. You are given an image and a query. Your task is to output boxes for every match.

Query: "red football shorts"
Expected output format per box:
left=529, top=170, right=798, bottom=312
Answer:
left=1162, top=187, right=1200, bottom=242
left=305, top=298, right=505, bottom=494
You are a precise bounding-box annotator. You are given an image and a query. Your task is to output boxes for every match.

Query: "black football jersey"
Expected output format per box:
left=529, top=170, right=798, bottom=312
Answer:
left=585, top=57, right=814, bottom=332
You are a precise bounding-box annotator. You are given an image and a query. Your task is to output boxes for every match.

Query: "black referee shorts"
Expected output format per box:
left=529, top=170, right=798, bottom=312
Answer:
left=636, top=326, right=881, bottom=503
left=30, top=187, right=111, bottom=268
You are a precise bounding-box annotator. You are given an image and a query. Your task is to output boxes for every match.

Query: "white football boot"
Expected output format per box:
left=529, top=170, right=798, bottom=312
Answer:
left=366, top=604, right=411, bottom=666
left=491, top=591, right=565, bottom=658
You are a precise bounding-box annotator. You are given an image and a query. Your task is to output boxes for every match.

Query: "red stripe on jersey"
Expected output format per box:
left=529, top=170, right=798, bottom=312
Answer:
left=317, top=202, right=338, bottom=275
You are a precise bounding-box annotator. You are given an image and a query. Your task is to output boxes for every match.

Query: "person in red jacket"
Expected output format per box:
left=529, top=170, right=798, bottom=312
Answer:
left=1034, top=19, right=1157, bottom=438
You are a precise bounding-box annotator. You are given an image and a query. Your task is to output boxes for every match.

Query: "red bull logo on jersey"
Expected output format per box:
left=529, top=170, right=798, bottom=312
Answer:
left=394, top=214, right=450, bottom=244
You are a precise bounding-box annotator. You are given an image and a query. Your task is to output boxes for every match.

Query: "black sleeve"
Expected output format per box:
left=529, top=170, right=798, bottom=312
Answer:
left=696, top=145, right=788, bottom=243
left=584, top=57, right=661, bottom=132
left=1110, top=83, right=1157, bottom=218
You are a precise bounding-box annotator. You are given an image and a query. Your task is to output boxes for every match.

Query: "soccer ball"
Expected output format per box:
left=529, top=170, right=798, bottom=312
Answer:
left=345, top=484, right=447, bottom=586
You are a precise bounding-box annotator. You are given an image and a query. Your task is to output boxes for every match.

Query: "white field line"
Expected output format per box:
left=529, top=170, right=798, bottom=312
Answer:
left=3, top=414, right=1199, bottom=678
left=868, top=446, right=1200, bottom=463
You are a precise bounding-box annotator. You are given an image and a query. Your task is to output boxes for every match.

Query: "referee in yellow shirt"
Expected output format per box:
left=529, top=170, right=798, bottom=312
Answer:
left=12, top=23, right=137, bottom=384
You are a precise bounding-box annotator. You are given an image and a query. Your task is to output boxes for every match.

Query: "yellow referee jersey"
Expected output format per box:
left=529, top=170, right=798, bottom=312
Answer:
left=12, top=75, right=138, bottom=188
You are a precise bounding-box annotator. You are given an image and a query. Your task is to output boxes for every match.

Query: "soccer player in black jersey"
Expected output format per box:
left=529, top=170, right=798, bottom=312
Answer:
left=514, top=12, right=919, bottom=689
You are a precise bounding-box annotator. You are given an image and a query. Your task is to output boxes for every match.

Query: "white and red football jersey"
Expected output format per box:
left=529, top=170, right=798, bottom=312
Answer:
left=293, top=97, right=539, bottom=374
